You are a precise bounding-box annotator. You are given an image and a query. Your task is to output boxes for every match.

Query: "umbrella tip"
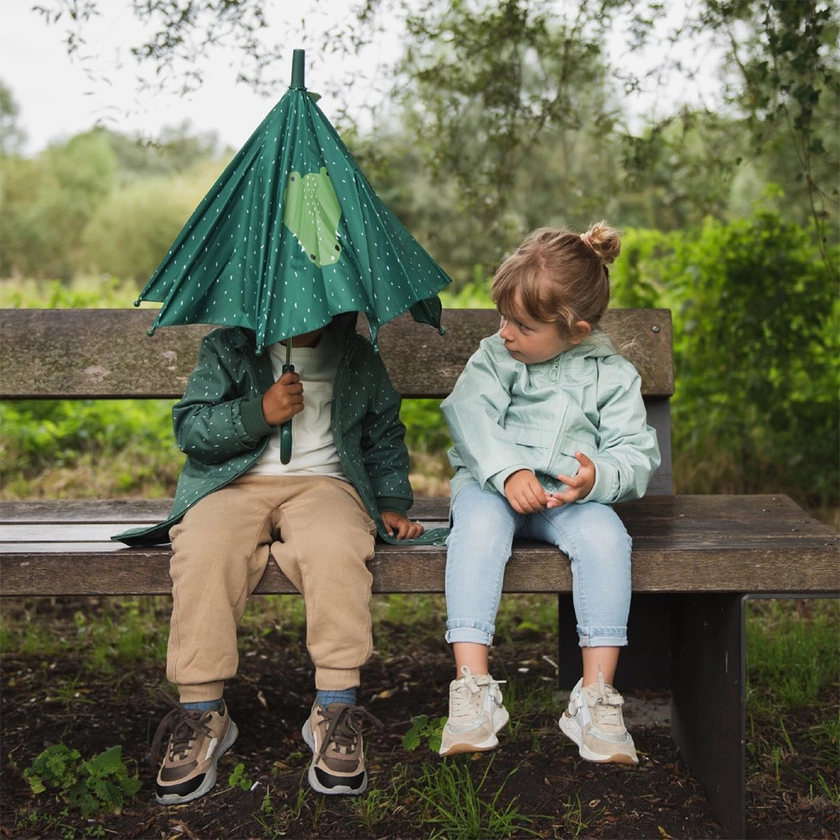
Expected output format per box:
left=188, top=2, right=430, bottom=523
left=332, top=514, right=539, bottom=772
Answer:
left=133, top=299, right=142, bottom=307
left=291, top=49, right=305, bottom=89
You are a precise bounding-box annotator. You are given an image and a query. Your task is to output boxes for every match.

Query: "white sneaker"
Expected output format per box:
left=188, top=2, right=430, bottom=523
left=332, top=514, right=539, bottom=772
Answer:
left=559, top=672, right=638, bottom=765
left=439, top=666, right=509, bottom=756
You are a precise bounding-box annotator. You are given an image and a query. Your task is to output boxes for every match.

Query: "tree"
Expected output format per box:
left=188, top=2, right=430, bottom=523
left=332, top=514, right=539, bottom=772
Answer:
left=696, top=0, right=839, bottom=273
left=81, top=158, right=225, bottom=282
left=101, top=122, right=223, bottom=184
left=36, top=0, right=836, bottom=267
left=397, top=1, right=620, bottom=243
left=1, top=130, right=117, bottom=279
left=0, top=80, right=27, bottom=154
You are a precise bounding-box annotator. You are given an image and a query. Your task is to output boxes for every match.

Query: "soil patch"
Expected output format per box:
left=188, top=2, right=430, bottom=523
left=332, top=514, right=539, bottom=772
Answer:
left=1, top=601, right=836, bottom=839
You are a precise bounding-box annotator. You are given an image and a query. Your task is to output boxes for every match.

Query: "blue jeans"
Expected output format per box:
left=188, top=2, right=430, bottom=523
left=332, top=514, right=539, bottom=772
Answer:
left=445, top=481, right=632, bottom=648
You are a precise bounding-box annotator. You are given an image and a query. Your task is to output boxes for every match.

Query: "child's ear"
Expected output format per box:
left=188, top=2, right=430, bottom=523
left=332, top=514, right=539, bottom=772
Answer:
left=570, top=320, right=592, bottom=344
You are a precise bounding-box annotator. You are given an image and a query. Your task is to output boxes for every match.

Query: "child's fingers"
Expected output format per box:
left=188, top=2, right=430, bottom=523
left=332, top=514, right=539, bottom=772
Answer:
left=381, top=513, right=424, bottom=540
left=520, top=489, right=547, bottom=513
left=396, top=521, right=423, bottom=539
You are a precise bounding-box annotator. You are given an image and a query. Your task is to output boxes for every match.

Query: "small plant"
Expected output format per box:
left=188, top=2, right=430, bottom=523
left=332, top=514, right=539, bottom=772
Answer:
left=560, top=792, right=595, bottom=838
left=228, top=761, right=254, bottom=791
left=350, top=782, right=404, bottom=831
left=253, top=788, right=281, bottom=840
left=24, top=743, right=141, bottom=818
left=403, top=714, right=447, bottom=753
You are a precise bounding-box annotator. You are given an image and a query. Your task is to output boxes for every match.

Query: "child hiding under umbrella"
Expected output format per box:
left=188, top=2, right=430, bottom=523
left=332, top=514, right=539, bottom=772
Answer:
left=437, top=223, right=660, bottom=764
left=116, top=312, right=426, bottom=804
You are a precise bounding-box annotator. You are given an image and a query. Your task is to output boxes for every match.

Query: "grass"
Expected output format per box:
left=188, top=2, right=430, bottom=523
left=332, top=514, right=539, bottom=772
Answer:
left=3, top=594, right=836, bottom=810
left=745, top=598, right=840, bottom=807
left=411, top=756, right=540, bottom=839
left=2, top=598, right=837, bottom=839
left=0, top=593, right=547, bottom=671
left=747, top=598, right=839, bottom=707
left=0, top=597, right=170, bottom=672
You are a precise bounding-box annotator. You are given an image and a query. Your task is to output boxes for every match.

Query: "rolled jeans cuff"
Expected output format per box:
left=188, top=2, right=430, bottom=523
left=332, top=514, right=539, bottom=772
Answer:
left=577, top=625, right=628, bottom=648
left=445, top=620, right=495, bottom=646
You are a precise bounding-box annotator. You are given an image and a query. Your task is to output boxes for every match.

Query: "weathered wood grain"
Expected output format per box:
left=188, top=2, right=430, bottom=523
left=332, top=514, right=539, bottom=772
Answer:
left=2, top=495, right=835, bottom=597
left=0, top=307, right=674, bottom=399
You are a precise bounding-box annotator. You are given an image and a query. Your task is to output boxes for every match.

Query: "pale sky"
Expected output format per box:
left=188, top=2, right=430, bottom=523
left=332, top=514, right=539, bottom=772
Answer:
left=0, top=1, right=400, bottom=155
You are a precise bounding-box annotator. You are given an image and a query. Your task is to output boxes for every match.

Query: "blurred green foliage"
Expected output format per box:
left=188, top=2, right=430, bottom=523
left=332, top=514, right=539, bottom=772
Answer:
left=0, top=122, right=229, bottom=282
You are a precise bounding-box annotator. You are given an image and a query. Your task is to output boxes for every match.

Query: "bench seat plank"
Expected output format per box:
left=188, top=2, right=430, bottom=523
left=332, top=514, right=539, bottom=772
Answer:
left=2, top=495, right=835, bottom=597
left=0, top=497, right=451, bottom=524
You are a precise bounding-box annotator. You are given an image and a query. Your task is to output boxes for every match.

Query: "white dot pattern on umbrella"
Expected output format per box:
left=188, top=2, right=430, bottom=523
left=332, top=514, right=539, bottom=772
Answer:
left=137, top=86, right=448, bottom=354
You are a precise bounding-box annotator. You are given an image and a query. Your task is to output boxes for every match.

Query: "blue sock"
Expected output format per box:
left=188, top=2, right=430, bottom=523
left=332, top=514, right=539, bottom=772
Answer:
left=183, top=699, right=223, bottom=713
left=316, top=688, right=357, bottom=708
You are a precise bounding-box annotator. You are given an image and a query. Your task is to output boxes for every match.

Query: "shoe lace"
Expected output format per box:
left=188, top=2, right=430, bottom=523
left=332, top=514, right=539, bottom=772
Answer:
left=450, top=666, right=505, bottom=718
left=589, top=670, right=625, bottom=730
left=150, top=690, right=213, bottom=766
left=315, top=705, right=383, bottom=763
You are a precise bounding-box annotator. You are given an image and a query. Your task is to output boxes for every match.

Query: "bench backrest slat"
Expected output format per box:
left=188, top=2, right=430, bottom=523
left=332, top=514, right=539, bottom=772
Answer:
left=0, top=307, right=674, bottom=493
left=0, top=308, right=673, bottom=399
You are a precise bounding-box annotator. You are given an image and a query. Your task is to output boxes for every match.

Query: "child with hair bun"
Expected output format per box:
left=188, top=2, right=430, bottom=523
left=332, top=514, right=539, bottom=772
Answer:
left=438, top=223, right=661, bottom=764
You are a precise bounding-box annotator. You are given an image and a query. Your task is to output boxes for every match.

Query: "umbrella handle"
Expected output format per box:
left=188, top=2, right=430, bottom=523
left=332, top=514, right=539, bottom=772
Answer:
left=279, top=363, right=295, bottom=464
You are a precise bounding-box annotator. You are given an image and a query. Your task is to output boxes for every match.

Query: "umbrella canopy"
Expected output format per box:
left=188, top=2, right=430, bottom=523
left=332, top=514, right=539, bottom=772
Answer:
left=135, top=49, right=451, bottom=354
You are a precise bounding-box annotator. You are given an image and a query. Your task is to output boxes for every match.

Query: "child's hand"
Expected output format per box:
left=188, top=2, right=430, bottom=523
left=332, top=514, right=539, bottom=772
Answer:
left=504, top=469, right=551, bottom=514
left=381, top=510, right=425, bottom=540
left=262, top=371, right=304, bottom=426
left=547, top=452, right=596, bottom=507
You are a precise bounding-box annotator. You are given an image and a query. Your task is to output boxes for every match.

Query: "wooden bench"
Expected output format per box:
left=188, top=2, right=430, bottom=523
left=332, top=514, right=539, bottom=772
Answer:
left=1, top=306, right=837, bottom=838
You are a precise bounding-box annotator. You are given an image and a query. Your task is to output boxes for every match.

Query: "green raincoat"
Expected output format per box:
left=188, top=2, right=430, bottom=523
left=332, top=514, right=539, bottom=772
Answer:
left=115, top=314, right=441, bottom=546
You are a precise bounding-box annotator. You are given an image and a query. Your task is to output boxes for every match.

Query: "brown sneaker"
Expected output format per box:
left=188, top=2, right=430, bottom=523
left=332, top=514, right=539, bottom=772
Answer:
left=151, top=694, right=238, bottom=805
left=301, top=703, right=382, bottom=795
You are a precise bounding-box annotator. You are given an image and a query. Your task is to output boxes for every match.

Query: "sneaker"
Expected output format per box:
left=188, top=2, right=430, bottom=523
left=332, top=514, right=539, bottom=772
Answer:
left=151, top=694, right=239, bottom=805
left=558, top=672, right=638, bottom=765
left=301, top=703, right=382, bottom=795
left=439, top=666, right=509, bottom=757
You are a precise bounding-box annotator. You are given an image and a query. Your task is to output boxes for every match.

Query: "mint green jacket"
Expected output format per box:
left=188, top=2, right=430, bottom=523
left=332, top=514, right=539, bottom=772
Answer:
left=114, top=314, right=437, bottom=545
left=441, top=331, right=661, bottom=505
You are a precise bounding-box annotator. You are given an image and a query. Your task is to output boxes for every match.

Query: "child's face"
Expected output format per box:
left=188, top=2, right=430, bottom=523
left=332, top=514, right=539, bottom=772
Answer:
left=497, top=307, right=579, bottom=365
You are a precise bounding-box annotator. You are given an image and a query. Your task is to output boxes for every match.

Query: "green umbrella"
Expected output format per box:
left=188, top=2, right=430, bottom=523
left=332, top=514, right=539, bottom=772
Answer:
left=135, top=49, right=451, bottom=462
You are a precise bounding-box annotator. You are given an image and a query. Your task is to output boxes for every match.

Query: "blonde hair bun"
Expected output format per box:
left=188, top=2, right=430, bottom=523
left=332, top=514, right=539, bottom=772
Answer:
left=581, top=221, right=621, bottom=265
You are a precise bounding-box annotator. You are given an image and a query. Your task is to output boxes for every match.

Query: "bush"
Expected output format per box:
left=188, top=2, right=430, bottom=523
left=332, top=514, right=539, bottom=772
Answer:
left=666, top=212, right=838, bottom=509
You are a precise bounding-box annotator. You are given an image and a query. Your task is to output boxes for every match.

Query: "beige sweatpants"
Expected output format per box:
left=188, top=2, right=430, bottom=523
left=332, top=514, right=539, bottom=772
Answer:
left=166, top=474, right=377, bottom=703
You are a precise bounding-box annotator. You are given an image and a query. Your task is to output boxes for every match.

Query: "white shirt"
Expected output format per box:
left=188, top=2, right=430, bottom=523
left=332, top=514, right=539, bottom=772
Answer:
left=249, top=328, right=348, bottom=480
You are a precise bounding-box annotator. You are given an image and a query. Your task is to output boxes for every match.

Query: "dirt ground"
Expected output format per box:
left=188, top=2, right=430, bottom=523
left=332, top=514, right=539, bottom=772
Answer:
left=1, top=602, right=837, bottom=840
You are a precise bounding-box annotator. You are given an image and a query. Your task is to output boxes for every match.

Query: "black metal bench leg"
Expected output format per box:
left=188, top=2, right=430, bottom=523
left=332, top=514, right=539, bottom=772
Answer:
left=670, top=593, right=746, bottom=839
